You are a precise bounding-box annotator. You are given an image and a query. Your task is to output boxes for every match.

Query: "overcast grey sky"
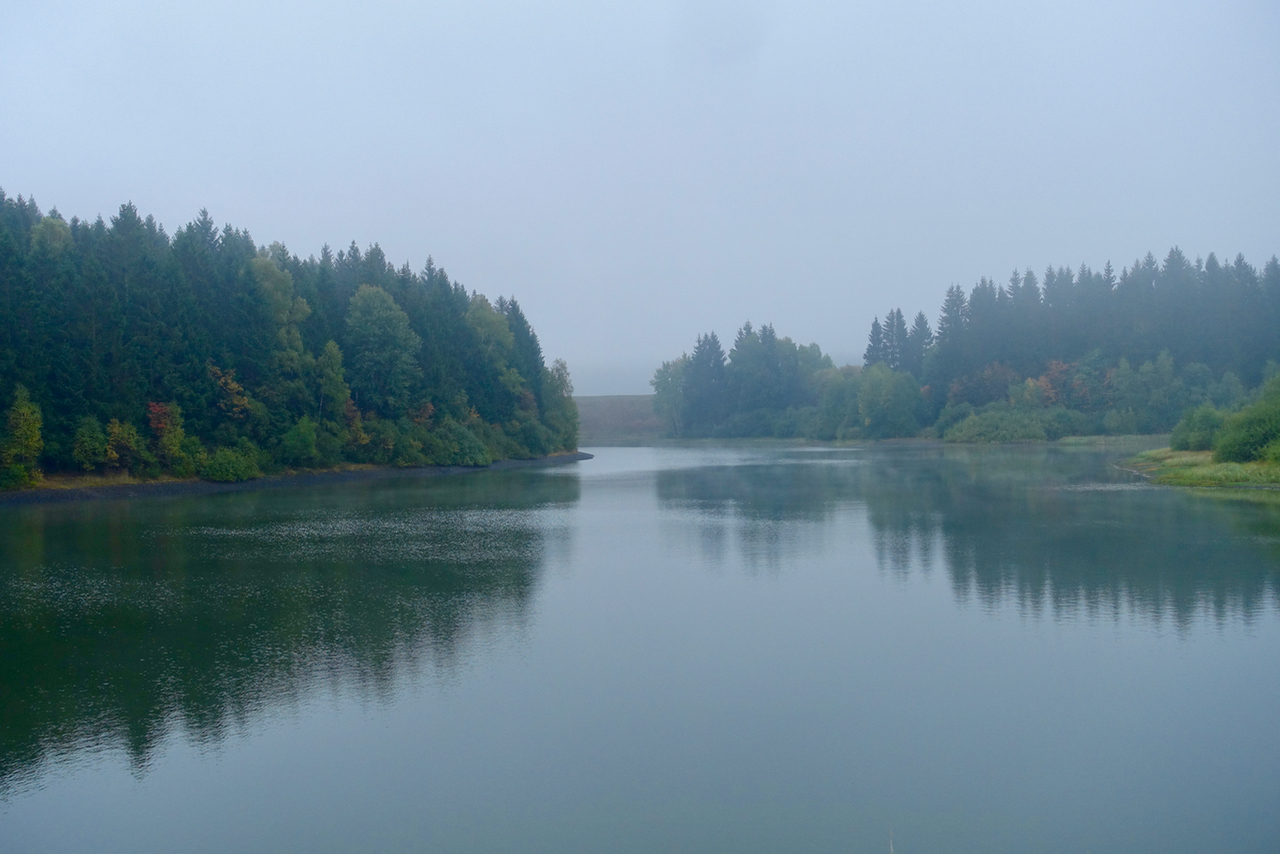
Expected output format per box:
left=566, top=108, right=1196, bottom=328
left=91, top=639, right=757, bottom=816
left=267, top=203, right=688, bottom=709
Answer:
left=4, top=0, right=1278, bottom=393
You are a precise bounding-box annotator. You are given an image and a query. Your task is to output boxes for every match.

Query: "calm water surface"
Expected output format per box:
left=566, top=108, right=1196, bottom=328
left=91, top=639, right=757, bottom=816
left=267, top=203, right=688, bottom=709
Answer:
left=2, top=442, right=1279, bottom=852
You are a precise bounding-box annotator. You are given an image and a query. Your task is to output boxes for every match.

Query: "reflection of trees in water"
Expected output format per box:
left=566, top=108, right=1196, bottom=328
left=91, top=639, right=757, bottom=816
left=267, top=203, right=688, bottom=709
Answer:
left=856, top=446, right=1280, bottom=625
left=655, top=446, right=1280, bottom=622
left=656, top=459, right=863, bottom=572
left=0, top=470, right=577, bottom=790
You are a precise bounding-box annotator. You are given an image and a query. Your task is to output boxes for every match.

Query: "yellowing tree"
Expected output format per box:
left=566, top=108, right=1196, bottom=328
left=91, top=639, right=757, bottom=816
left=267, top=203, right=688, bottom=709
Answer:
left=2, top=385, right=43, bottom=487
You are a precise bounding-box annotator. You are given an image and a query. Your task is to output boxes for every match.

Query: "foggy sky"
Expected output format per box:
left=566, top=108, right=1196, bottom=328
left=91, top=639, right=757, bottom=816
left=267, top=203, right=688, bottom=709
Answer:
left=4, top=0, right=1278, bottom=394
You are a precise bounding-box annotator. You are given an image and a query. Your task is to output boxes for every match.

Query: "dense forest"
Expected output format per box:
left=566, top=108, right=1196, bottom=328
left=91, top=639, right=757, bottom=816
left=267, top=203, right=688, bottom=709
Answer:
left=653, top=247, right=1280, bottom=453
left=0, top=190, right=577, bottom=487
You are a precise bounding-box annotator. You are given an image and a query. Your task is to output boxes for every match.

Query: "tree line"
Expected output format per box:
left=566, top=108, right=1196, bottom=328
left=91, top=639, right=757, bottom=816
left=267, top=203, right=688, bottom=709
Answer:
left=651, top=322, right=835, bottom=438
left=0, top=190, right=577, bottom=487
left=653, top=247, right=1280, bottom=443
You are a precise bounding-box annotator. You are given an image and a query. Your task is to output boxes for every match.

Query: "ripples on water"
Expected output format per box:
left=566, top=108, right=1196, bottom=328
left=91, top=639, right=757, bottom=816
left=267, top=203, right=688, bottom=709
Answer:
left=0, top=472, right=579, bottom=794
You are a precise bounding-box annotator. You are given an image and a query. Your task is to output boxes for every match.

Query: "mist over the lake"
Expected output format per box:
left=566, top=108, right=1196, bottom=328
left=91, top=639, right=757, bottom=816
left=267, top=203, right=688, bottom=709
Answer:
left=4, top=0, right=1278, bottom=392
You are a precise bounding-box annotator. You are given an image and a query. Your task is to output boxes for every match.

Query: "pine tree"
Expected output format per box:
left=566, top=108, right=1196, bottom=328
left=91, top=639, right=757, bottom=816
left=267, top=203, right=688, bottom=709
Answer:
left=498, top=297, right=545, bottom=409
left=884, top=308, right=908, bottom=371
left=683, top=332, right=728, bottom=434
left=864, top=317, right=886, bottom=367
left=935, top=286, right=967, bottom=349
left=904, top=312, right=933, bottom=379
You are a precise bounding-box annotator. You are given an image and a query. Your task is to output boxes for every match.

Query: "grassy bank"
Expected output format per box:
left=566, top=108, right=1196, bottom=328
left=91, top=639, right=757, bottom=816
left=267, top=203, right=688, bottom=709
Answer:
left=1124, top=448, right=1280, bottom=487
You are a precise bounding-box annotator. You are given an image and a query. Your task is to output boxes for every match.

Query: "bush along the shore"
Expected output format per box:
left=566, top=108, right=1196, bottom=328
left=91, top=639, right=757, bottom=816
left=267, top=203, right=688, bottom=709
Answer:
left=1161, top=372, right=1280, bottom=464
left=0, top=192, right=578, bottom=488
left=1170, top=405, right=1226, bottom=452
left=1211, top=375, right=1280, bottom=463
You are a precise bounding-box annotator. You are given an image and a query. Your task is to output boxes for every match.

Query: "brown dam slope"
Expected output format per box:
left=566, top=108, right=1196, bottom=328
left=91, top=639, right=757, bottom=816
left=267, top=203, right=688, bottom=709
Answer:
left=574, top=395, right=663, bottom=446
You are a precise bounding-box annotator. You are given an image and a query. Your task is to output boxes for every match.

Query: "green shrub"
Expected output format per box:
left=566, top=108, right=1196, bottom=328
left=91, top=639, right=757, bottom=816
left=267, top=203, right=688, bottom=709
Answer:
left=389, top=418, right=429, bottom=466
left=932, top=402, right=974, bottom=437
left=72, top=416, right=108, bottom=471
left=511, top=414, right=555, bottom=456
left=315, top=422, right=346, bottom=466
left=1102, top=408, right=1139, bottom=435
left=1213, top=393, right=1280, bottom=462
left=0, top=462, right=39, bottom=489
left=1170, top=404, right=1225, bottom=451
left=716, top=409, right=777, bottom=438
left=859, top=365, right=921, bottom=438
left=772, top=406, right=815, bottom=439
left=171, top=435, right=205, bottom=478
left=944, top=409, right=1047, bottom=443
left=436, top=418, right=492, bottom=466
left=1041, top=407, right=1092, bottom=440
left=200, top=447, right=262, bottom=482
left=357, top=417, right=399, bottom=465
left=466, top=418, right=521, bottom=461
left=105, top=419, right=145, bottom=471
left=280, top=416, right=320, bottom=467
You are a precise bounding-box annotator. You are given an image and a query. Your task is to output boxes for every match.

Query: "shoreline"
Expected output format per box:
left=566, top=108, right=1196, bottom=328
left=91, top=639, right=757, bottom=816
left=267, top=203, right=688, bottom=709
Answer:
left=0, top=452, right=594, bottom=507
left=1122, top=448, right=1280, bottom=489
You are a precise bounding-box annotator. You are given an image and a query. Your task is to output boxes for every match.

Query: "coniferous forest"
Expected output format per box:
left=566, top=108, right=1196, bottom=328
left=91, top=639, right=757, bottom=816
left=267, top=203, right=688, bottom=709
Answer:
left=654, top=248, right=1280, bottom=454
left=0, top=191, right=578, bottom=488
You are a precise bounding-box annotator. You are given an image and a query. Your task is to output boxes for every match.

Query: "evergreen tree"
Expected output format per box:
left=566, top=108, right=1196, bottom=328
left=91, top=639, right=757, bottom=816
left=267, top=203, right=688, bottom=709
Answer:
left=904, top=312, right=932, bottom=379
left=498, top=297, right=546, bottom=410
left=935, top=286, right=967, bottom=349
left=924, top=284, right=969, bottom=399
left=683, top=332, right=728, bottom=434
left=728, top=321, right=796, bottom=414
left=966, top=276, right=1003, bottom=371
left=884, top=308, right=909, bottom=371
left=864, top=317, right=886, bottom=366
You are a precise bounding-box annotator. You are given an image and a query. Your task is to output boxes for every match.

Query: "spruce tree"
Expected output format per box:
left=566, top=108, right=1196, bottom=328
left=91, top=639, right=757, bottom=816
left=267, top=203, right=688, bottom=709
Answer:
left=683, top=332, right=728, bottom=434
left=884, top=308, right=908, bottom=371
left=864, top=317, right=885, bottom=367
left=935, top=286, right=967, bottom=349
left=904, top=312, right=933, bottom=379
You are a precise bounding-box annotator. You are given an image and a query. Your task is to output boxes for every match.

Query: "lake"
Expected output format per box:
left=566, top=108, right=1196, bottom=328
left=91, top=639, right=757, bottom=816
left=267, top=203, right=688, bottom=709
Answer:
left=2, top=442, right=1279, bottom=852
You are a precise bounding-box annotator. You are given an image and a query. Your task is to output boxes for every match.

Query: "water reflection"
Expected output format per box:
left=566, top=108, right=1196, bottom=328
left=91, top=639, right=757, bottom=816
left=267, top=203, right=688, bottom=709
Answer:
left=0, top=470, right=578, bottom=792
left=656, top=444, right=1280, bottom=623
left=656, top=456, right=863, bottom=573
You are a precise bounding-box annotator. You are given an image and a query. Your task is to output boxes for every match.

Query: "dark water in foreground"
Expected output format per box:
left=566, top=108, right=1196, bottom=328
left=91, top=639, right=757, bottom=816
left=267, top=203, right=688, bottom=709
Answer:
left=2, top=442, right=1279, bottom=853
